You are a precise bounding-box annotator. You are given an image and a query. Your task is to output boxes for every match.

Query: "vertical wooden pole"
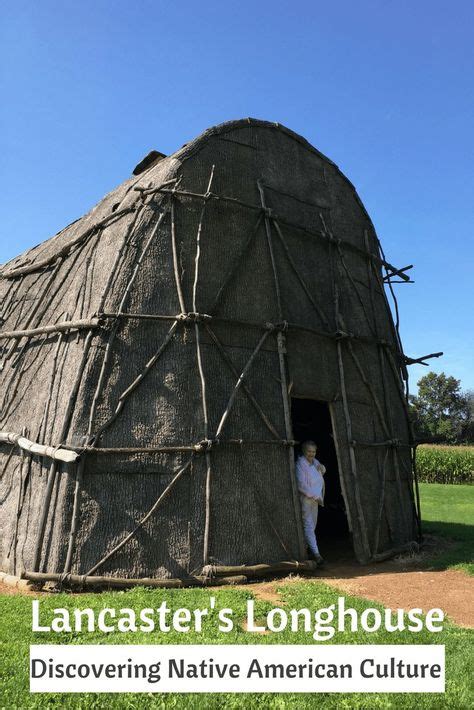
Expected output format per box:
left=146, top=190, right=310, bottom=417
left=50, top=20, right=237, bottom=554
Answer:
left=192, top=167, right=215, bottom=567
left=328, top=402, right=353, bottom=532
left=170, top=199, right=187, bottom=314
left=333, top=278, right=371, bottom=561
left=32, top=461, right=58, bottom=571
left=276, top=331, right=307, bottom=560
left=336, top=338, right=371, bottom=560
left=363, top=230, right=390, bottom=552
left=367, top=231, right=422, bottom=540
left=63, top=458, right=84, bottom=573
left=257, top=182, right=283, bottom=320
left=257, top=179, right=305, bottom=559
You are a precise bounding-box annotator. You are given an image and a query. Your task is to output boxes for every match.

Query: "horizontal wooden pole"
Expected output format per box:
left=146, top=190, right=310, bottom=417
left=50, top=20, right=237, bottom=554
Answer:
left=148, top=186, right=407, bottom=275
left=350, top=439, right=412, bottom=448
left=404, top=351, right=443, bottom=366
left=0, top=317, right=102, bottom=341
left=100, top=311, right=399, bottom=351
left=201, top=560, right=318, bottom=578
left=0, top=432, right=79, bottom=463
left=21, top=570, right=247, bottom=589
left=22, top=561, right=319, bottom=588
left=64, top=439, right=297, bottom=457
left=371, top=541, right=419, bottom=563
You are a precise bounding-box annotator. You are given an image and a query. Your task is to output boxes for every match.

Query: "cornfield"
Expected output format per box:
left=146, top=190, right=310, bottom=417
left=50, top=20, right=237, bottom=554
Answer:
left=416, top=444, right=474, bottom=484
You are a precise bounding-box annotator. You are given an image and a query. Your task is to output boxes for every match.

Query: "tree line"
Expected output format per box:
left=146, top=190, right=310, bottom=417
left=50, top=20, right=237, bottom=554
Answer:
left=409, top=372, right=473, bottom=444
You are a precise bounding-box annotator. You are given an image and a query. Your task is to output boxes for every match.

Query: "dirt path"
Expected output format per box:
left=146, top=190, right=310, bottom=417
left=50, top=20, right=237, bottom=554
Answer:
left=246, top=559, right=473, bottom=628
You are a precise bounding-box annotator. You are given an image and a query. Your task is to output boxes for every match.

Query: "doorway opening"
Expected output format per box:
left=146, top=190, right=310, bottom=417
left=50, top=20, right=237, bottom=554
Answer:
left=291, top=398, right=352, bottom=561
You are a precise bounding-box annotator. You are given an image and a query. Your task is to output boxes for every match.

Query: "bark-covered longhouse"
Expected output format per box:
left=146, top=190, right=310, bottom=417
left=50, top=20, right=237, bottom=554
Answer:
left=0, top=119, right=420, bottom=586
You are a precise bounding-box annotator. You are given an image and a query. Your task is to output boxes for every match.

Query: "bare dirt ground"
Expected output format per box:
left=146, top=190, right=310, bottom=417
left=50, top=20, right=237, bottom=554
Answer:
left=245, top=543, right=473, bottom=628
left=247, top=566, right=473, bottom=628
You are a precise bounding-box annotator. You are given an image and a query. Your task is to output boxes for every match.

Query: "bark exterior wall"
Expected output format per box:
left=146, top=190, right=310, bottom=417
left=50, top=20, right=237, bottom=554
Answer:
left=0, top=119, right=418, bottom=579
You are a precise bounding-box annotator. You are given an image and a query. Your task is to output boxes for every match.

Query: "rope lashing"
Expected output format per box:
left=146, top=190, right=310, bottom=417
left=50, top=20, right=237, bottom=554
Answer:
left=194, top=438, right=215, bottom=452
left=327, top=234, right=343, bottom=247
left=176, top=312, right=213, bottom=324
left=334, top=329, right=354, bottom=340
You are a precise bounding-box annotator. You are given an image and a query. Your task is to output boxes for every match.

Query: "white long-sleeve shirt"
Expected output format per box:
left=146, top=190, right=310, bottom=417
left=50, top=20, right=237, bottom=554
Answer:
left=296, top=455, right=325, bottom=502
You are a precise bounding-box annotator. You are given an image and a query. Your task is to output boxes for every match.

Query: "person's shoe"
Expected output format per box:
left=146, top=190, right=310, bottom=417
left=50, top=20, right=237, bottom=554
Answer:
left=307, top=548, right=323, bottom=564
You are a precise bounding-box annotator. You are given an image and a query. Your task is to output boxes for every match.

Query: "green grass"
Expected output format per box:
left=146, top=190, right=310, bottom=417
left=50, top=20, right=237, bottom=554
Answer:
left=420, top=482, right=474, bottom=574
left=416, top=445, right=473, bottom=485
left=0, top=583, right=472, bottom=709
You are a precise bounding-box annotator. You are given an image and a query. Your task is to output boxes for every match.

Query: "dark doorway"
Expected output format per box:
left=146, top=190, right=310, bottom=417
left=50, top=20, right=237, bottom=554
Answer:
left=291, top=398, right=352, bottom=558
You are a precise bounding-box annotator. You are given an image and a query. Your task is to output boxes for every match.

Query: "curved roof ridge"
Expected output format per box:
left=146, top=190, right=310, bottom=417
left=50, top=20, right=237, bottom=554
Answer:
left=171, top=118, right=374, bottom=230
left=171, top=117, right=337, bottom=168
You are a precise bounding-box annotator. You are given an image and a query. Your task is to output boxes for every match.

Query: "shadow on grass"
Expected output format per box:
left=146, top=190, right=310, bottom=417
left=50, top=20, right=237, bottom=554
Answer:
left=313, top=520, right=473, bottom=580
left=420, top=520, right=474, bottom=571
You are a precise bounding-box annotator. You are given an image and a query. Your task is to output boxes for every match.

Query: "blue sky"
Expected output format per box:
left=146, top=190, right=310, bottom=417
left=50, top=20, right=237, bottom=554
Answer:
left=1, top=1, right=472, bottom=391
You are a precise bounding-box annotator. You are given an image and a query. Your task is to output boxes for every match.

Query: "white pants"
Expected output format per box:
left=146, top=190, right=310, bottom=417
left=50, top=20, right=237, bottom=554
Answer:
left=300, top=495, right=320, bottom=554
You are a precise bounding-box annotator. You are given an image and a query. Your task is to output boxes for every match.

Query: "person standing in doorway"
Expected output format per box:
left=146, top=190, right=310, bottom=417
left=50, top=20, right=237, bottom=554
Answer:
left=296, top=440, right=326, bottom=564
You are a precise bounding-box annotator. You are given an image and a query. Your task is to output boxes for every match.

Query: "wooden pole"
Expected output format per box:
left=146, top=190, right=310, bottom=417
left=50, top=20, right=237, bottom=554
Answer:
left=345, top=342, right=391, bottom=438
left=0, top=317, right=101, bottom=342
left=32, top=201, right=146, bottom=574
left=191, top=165, right=215, bottom=568
left=62, top=199, right=171, bottom=575
left=1, top=207, right=135, bottom=279
left=91, top=321, right=179, bottom=443
left=211, top=213, right=263, bottom=313
left=204, top=324, right=281, bottom=439
left=87, top=202, right=171, bottom=436
left=85, top=457, right=193, bottom=576
left=170, top=198, right=187, bottom=314
left=373, top=447, right=389, bottom=554
left=60, top=440, right=297, bottom=456
left=1, top=259, right=64, bottom=370
left=371, top=243, right=423, bottom=540
left=63, top=458, right=85, bottom=573
left=32, top=462, right=58, bottom=571
left=10, top=427, right=28, bottom=572
left=138, top=185, right=411, bottom=278
left=271, top=219, right=330, bottom=329
left=336, top=339, right=371, bottom=560
left=257, top=180, right=306, bottom=560
left=257, top=182, right=283, bottom=319
left=202, top=559, right=318, bottom=578
left=214, top=330, right=272, bottom=439
left=0, top=432, right=79, bottom=463
left=335, top=242, right=377, bottom=338
left=328, top=402, right=353, bottom=533
left=116, top=203, right=171, bottom=315
left=20, top=570, right=250, bottom=589
left=276, top=332, right=307, bottom=560
left=363, top=228, right=389, bottom=554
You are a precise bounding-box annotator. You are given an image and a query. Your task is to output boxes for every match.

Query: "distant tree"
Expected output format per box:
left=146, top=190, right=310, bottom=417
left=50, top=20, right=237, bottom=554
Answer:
left=409, top=372, right=472, bottom=443
left=464, top=389, right=474, bottom=442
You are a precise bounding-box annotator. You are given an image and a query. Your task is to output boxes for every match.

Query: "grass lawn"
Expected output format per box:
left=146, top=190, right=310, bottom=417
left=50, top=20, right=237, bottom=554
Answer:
left=419, top=482, right=474, bottom=574
left=0, top=482, right=472, bottom=709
